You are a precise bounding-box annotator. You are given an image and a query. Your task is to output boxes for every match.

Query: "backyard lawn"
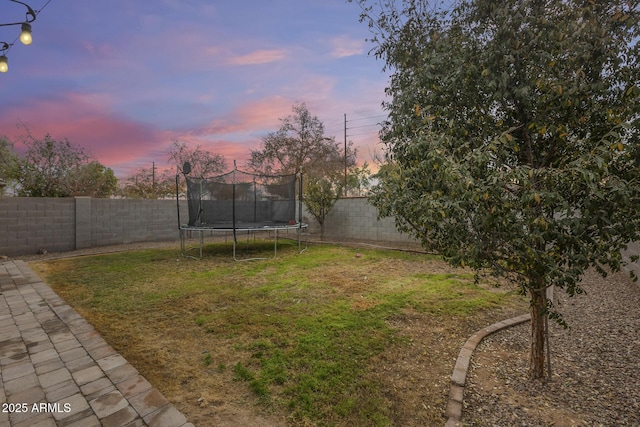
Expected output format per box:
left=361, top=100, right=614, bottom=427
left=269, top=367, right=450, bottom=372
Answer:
left=31, top=240, right=528, bottom=426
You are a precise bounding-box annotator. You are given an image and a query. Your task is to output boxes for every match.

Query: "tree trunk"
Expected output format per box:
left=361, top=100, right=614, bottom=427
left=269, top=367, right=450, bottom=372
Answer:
left=529, top=278, right=548, bottom=379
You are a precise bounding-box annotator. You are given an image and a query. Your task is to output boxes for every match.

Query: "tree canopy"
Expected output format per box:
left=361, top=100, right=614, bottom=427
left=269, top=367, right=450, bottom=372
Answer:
left=66, top=161, right=118, bottom=198
left=249, top=103, right=356, bottom=177
left=0, top=137, right=19, bottom=195
left=250, top=103, right=358, bottom=239
left=11, top=133, right=117, bottom=198
left=357, top=0, right=640, bottom=378
left=168, top=140, right=227, bottom=178
left=117, top=166, right=175, bottom=199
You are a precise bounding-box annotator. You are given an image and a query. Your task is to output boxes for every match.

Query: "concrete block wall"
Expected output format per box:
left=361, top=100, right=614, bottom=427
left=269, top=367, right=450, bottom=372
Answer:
left=304, top=197, right=640, bottom=278
left=0, top=197, right=188, bottom=257
left=303, top=197, right=417, bottom=244
left=0, top=197, right=76, bottom=256
left=89, top=199, right=184, bottom=247
left=1, top=195, right=638, bottom=278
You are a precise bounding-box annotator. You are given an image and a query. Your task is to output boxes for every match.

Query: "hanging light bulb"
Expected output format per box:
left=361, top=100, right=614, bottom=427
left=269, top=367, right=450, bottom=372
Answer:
left=0, top=56, right=8, bottom=73
left=20, top=23, right=32, bottom=45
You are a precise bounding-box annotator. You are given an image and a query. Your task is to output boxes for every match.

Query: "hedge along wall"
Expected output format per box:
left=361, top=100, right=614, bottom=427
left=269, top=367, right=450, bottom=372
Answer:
left=1, top=196, right=638, bottom=280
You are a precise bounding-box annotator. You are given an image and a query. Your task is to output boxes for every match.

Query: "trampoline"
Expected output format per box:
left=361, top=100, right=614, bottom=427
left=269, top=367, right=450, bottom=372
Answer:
left=176, top=162, right=308, bottom=260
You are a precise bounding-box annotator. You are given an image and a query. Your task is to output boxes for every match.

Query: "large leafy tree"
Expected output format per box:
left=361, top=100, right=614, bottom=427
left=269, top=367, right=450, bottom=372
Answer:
left=66, top=161, right=118, bottom=198
left=13, top=133, right=117, bottom=198
left=249, top=102, right=356, bottom=177
left=250, top=103, right=357, bottom=236
left=356, top=0, right=640, bottom=379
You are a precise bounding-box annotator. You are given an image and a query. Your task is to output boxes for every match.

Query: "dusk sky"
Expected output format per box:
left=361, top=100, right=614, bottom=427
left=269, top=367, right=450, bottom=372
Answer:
left=1, top=0, right=389, bottom=177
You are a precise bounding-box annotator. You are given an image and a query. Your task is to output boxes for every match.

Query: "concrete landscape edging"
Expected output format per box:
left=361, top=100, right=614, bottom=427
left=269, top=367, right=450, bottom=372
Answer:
left=444, top=313, right=532, bottom=426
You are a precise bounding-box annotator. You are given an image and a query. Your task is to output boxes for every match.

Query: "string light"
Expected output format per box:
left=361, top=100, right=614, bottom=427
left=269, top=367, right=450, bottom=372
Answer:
left=0, top=55, right=8, bottom=73
left=0, top=0, right=38, bottom=73
left=20, top=23, right=33, bottom=45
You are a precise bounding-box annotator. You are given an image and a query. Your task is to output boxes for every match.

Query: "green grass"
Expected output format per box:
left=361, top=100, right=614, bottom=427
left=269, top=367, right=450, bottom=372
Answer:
left=33, top=240, right=524, bottom=425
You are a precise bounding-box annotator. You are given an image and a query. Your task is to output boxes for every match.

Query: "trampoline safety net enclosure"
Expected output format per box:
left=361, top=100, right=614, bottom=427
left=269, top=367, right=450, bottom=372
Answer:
left=177, top=162, right=308, bottom=260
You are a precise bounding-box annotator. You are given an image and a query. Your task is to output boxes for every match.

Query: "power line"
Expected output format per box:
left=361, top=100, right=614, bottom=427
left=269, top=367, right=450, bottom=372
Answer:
left=326, top=113, right=386, bottom=129
left=324, top=112, right=385, bottom=144
left=37, top=0, right=54, bottom=13
left=346, top=114, right=386, bottom=123
left=347, top=122, right=381, bottom=130
left=348, top=131, right=381, bottom=137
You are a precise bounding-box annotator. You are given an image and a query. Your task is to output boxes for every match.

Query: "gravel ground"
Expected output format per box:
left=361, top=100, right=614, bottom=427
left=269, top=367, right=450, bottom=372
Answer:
left=463, top=269, right=640, bottom=426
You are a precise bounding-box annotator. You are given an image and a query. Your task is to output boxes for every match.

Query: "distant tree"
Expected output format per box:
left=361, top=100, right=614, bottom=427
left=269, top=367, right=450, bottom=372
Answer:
left=66, top=161, right=118, bottom=198
left=118, top=166, right=175, bottom=199
left=12, top=133, right=115, bottom=198
left=357, top=0, right=640, bottom=379
left=250, top=103, right=357, bottom=234
left=249, top=103, right=356, bottom=177
left=0, top=137, right=19, bottom=195
left=346, top=162, right=372, bottom=196
left=168, top=140, right=227, bottom=177
left=15, top=134, right=87, bottom=197
left=304, top=175, right=344, bottom=240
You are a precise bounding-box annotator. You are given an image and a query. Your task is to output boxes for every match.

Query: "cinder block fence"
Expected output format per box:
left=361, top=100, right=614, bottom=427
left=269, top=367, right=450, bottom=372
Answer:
left=1, top=197, right=77, bottom=255
left=303, top=197, right=417, bottom=245
left=0, top=197, right=188, bottom=257
left=0, top=196, right=638, bottom=280
left=0, top=196, right=414, bottom=257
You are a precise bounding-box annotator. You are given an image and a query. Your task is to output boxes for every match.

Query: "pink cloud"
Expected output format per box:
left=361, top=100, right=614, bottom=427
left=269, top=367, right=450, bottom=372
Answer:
left=330, top=36, right=365, bottom=58
left=1, top=87, right=382, bottom=180
left=1, top=91, right=305, bottom=177
left=81, top=41, right=117, bottom=57
left=165, top=97, right=311, bottom=169
left=1, top=92, right=167, bottom=176
left=227, top=49, right=288, bottom=65
left=186, top=96, right=293, bottom=137
left=170, top=95, right=384, bottom=171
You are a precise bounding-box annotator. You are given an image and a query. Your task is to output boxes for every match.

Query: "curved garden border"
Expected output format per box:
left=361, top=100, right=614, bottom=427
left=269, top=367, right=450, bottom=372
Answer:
left=444, top=313, right=532, bottom=426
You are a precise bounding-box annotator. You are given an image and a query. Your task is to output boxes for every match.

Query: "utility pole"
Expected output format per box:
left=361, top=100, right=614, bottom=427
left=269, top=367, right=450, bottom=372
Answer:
left=152, top=161, right=156, bottom=194
left=344, top=113, right=347, bottom=197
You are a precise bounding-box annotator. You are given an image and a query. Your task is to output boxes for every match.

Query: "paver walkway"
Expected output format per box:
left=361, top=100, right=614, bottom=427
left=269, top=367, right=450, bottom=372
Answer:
left=0, top=260, right=194, bottom=427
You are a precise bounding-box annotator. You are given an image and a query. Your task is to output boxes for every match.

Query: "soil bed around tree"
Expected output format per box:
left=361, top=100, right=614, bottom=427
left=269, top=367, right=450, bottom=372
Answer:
left=463, top=269, right=640, bottom=427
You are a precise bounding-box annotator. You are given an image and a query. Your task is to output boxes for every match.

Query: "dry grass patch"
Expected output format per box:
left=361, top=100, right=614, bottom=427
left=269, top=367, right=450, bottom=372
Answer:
left=31, top=240, right=527, bottom=426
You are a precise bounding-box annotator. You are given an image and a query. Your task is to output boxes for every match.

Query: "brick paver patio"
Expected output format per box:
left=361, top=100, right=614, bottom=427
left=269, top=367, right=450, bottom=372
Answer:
left=0, top=260, right=194, bottom=427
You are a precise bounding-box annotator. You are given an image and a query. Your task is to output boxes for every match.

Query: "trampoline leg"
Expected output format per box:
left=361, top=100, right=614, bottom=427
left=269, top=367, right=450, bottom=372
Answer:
left=199, top=230, right=204, bottom=259
left=232, top=228, right=280, bottom=262
left=179, top=228, right=204, bottom=260
left=297, top=225, right=308, bottom=254
left=274, top=229, right=278, bottom=258
left=232, top=232, right=241, bottom=262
